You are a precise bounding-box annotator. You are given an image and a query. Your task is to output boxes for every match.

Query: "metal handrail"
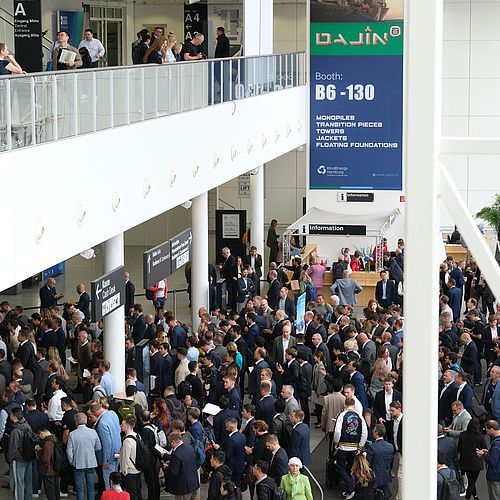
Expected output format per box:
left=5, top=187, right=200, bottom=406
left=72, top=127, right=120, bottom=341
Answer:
left=0, top=51, right=305, bottom=153
left=0, top=51, right=305, bottom=79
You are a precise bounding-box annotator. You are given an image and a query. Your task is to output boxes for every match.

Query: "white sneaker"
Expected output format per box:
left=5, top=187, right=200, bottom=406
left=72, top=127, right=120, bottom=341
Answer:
left=345, top=493, right=355, bottom=500
left=60, top=494, right=69, bottom=498
left=33, top=495, right=39, bottom=499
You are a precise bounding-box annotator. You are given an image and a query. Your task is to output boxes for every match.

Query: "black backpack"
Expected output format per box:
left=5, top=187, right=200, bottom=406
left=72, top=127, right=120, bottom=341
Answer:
left=438, top=469, right=461, bottom=500
left=124, top=434, right=149, bottom=471
left=52, top=438, right=69, bottom=473
left=261, top=483, right=286, bottom=500
left=145, top=288, right=154, bottom=300
left=21, top=428, right=37, bottom=461
left=78, top=47, right=92, bottom=68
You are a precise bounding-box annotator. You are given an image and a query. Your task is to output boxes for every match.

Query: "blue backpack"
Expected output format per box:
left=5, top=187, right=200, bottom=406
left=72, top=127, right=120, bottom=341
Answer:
left=194, top=439, right=206, bottom=468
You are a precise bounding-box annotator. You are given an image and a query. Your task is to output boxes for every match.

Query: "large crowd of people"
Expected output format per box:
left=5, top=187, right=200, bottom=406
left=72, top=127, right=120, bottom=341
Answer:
left=0, top=234, right=499, bottom=500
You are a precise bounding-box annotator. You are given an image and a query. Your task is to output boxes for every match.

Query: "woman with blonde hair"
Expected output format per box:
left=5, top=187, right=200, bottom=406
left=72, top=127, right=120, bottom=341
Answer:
left=226, top=341, right=242, bottom=370
left=369, top=358, right=389, bottom=398
left=347, top=453, right=377, bottom=498
left=307, top=255, right=326, bottom=295
left=344, top=339, right=360, bottom=362
left=47, top=346, right=70, bottom=383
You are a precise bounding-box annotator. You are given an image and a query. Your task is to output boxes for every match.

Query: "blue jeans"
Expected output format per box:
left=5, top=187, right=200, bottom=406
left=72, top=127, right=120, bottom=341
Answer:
left=102, top=460, right=118, bottom=490
left=74, top=467, right=95, bottom=500
left=154, top=297, right=165, bottom=310
left=9, top=460, right=33, bottom=500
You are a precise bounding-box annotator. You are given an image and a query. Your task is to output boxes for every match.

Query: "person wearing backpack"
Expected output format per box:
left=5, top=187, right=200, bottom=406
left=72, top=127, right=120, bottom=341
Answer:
left=38, top=427, right=62, bottom=500
left=208, top=450, right=233, bottom=500
left=139, top=411, right=161, bottom=500
left=253, top=460, right=280, bottom=500
left=7, top=407, right=35, bottom=500
left=119, top=416, right=143, bottom=500
left=437, top=452, right=461, bottom=500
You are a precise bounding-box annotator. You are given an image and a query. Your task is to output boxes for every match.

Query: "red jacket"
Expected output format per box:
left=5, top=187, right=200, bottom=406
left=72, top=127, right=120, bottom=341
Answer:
left=101, top=489, right=131, bottom=500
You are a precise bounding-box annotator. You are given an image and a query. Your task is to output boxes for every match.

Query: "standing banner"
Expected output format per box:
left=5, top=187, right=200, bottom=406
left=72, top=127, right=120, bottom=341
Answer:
left=13, top=0, right=42, bottom=72
left=309, top=1, right=404, bottom=191
left=57, top=11, right=86, bottom=46
left=295, top=292, right=306, bottom=334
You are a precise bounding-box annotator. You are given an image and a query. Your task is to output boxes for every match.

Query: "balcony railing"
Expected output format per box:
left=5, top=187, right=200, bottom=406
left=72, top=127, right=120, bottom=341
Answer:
left=0, top=52, right=305, bottom=152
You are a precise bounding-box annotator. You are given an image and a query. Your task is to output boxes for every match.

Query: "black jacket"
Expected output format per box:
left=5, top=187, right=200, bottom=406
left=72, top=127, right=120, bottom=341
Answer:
left=268, top=447, right=288, bottom=485
left=214, top=34, right=230, bottom=58
left=256, top=476, right=277, bottom=500
left=373, top=389, right=403, bottom=422
left=208, top=464, right=232, bottom=500
left=166, top=442, right=200, bottom=495
left=77, top=292, right=91, bottom=320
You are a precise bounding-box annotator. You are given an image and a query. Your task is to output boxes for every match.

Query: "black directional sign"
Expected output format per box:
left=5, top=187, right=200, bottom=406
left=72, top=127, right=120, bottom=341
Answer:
left=143, top=239, right=172, bottom=289
left=170, top=228, right=193, bottom=273
left=91, top=265, right=125, bottom=322
left=308, top=224, right=367, bottom=236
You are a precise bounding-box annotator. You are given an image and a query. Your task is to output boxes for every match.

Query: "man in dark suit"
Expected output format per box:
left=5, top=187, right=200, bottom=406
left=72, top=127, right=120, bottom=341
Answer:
left=312, top=333, right=331, bottom=370
left=159, top=342, right=174, bottom=392
left=303, top=311, right=316, bottom=349
left=255, top=381, right=277, bottom=428
left=218, top=247, right=238, bottom=311
left=447, top=278, right=462, bottom=323
left=375, top=270, right=396, bottom=309
left=241, top=404, right=256, bottom=448
left=367, top=424, right=394, bottom=500
left=237, top=268, right=256, bottom=311
left=125, top=337, right=136, bottom=370
left=271, top=323, right=297, bottom=367
left=131, top=304, right=146, bottom=344
left=149, top=340, right=162, bottom=399
left=267, top=270, right=282, bottom=310
left=358, top=333, right=377, bottom=368
left=347, top=360, right=369, bottom=409
left=165, top=431, right=200, bottom=498
left=223, top=418, right=246, bottom=487
left=387, top=401, right=403, bottom=494
left=76, top=283, right=91, bottom=321
left=39, top=278, right=63, bottom=311
left=314, top=313, right=327, bottom=342
left=266, top=433, right=288, bottom=485
left=456, top=371, right=474, bottom=414
left=244, top=246, right=263, bottom=294
left=460, top=332, right=481, bottom=385
left=17, top=329, right=36, bottom=372
left=439, top=370, right=459, bottom=426
left=373, top=378, right=403, bottom=425
left=277, top=287, right=295, bottom=320
left=144, top=314, right=157, bottom=342
left=278, top=348, right=301, bottom=396
left=124, top=271, right=135, bottom=316
left=249, top=349, right=269, bottom=404
left=246, top=313, right=261, bottom=352
left=213, top=397, right=240, bottom=450
left=289, top=410, right=311, bottom=467
left=437, top=424, right=458, bottom=469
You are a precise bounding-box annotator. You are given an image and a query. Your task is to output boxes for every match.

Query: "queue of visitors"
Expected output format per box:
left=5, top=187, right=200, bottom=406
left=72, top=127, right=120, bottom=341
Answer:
left=0, top=233, right=499, bottom=500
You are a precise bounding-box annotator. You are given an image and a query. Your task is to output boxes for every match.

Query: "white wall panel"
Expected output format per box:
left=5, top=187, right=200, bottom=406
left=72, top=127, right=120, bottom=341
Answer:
left=0, top=86, right=307, bottom=291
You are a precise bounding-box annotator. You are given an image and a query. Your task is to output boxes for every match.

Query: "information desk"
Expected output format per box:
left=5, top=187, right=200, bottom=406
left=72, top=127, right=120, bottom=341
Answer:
left=444, top=244, right=467, bottom=262
left=323, top=271, right=380, bottom=306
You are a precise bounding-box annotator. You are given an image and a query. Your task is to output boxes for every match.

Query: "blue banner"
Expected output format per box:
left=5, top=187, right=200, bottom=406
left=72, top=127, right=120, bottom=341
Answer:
left=310, top=54, right=403, bottom=190
left=295, top=292, right=306, bottom=333
left=42, top=262, right=65, bottom=281
left=57, top=11, right=85, bottom=46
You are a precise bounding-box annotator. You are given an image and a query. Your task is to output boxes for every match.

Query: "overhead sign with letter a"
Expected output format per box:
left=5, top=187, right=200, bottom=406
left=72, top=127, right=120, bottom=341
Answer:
left=13, top=0, right=42, bottom=72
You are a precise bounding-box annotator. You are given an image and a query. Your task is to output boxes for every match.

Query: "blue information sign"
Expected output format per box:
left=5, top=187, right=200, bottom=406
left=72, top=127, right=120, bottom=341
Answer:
left=310, top=55, right=403, bottom=190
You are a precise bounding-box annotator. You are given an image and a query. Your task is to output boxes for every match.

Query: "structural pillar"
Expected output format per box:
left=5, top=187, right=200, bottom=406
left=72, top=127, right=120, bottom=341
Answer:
left=403, top=0, right=442, bottom=498
left=250, top=166, right=265, bottom=276
left=244, top=0, right=273, bottom=56
left=103, top=233, right=125, bottom=394
left=191, top=192, right=209, bottom=330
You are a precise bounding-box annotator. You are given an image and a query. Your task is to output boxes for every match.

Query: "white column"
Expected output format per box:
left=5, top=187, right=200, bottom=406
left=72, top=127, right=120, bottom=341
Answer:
left=403, top=0, right=443, bottom=498
left=191, top=192, right=209, bottom=331
left=250, top=166, right=265, bottom=277
left=103, top=233, right=125, bottom=395
left=244, top=0, right=273, bottom=56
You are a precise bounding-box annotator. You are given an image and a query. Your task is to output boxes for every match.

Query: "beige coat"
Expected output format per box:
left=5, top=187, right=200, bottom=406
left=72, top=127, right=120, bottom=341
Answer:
left=321, top=391, right=346, bottom=433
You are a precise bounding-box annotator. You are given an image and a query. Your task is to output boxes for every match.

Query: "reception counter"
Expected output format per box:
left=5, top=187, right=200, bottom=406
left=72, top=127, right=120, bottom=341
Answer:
left=444, top=244, right=467, bottom=262
left=323, top=271, right=379, bottom=305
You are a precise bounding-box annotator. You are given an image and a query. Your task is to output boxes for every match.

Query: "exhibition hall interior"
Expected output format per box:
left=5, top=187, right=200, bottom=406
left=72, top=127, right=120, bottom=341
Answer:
left=1, top=0, right=500, bottom=499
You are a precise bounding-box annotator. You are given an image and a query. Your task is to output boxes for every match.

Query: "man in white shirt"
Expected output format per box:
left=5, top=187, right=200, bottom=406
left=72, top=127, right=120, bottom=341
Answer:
left=78, top=29, right=105, bottom=67
left=46, top=376, right=67, bottom=422
left=343, top=384, right=363, bottom=416
left=119, top=417, right=141, bottom=496
left=175, top=347, right=190, bottom=388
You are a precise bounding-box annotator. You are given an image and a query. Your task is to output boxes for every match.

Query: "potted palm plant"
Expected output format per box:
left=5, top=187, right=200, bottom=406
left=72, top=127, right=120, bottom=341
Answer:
left=475, top=194, right=500, bottom=265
